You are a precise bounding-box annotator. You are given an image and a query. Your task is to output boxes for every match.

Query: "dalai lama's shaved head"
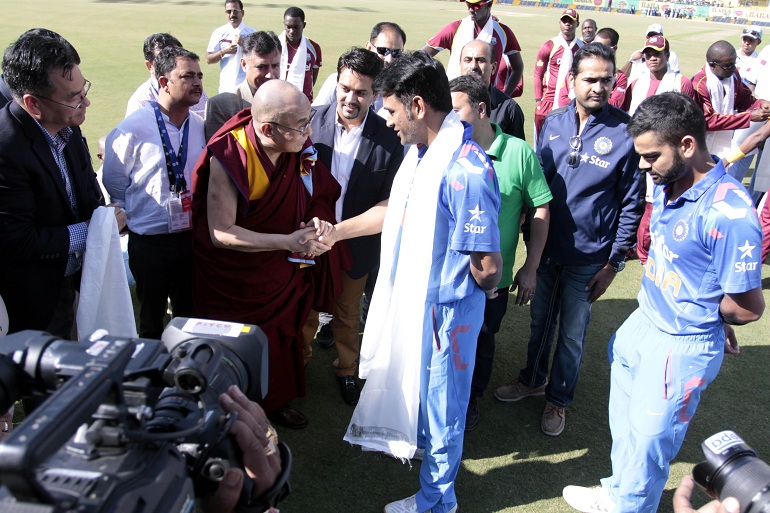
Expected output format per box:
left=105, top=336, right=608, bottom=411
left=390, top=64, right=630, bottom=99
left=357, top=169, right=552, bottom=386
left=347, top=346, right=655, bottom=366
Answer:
left=253, top=79, right=313, bottom=155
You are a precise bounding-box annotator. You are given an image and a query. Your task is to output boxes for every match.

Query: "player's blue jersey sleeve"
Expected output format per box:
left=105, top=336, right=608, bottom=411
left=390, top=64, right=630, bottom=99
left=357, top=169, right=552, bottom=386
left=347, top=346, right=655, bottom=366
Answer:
left=702, top=182, right=762, bottom=294
left=444, top=141, right=501, bottom=254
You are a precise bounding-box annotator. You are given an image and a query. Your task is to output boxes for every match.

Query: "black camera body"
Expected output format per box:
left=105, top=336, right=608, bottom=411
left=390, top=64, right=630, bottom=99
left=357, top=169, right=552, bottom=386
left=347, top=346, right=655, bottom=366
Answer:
left=0, top=317, right=276, bottom=513
left=694, top=430, right=770, bottom=513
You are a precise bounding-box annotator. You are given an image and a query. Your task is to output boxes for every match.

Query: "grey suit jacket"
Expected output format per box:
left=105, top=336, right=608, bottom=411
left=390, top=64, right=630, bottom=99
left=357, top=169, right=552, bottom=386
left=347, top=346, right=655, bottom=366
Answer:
left=204, top=81, right=255, bottom=141
left=310, top=103, right=403, bottom=279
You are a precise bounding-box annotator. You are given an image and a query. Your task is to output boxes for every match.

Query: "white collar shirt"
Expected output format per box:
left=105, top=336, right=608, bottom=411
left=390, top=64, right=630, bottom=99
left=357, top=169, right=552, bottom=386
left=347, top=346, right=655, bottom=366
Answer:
left=331, top=111, right=367, bottom=222
left=103, top=104, right=206, bottom=235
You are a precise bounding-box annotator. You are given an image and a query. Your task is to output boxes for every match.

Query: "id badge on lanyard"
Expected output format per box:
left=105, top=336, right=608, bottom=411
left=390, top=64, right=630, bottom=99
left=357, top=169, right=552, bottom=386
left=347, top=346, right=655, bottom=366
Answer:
left=168, top=190, right=192, bottom=232
left=152, top=102, right=192, bottom=232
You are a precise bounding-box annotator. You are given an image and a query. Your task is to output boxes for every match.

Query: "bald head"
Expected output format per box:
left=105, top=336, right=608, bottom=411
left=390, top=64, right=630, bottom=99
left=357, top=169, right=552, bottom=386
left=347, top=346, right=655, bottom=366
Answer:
left=252, top=79, right=312, bottom=154
left=252, top=79, right=307, bottom=123
left=460, top=40, right=496, bottom=87
left=706, top=40, right=736, bottom=62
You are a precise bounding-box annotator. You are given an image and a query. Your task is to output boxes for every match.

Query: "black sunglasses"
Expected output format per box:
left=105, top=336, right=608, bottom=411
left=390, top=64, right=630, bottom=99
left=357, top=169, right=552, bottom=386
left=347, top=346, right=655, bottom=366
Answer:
left=567, top=135, right=582, bottom=168
left=373, top=47, right=402, bottom=58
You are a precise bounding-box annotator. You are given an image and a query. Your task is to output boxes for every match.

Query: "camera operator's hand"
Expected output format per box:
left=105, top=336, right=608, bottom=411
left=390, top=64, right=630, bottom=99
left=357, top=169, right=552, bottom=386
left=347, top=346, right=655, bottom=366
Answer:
left=673, top=475, right=740, bottom=513
left=203, top=386, right=281, bottom=513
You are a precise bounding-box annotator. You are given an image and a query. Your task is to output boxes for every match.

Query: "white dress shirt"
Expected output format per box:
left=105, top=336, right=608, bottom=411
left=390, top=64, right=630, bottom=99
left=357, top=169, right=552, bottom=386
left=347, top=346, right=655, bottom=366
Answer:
left=331, top=112, right=367, bottom=222
left=103, top=104, right=206, bottom=235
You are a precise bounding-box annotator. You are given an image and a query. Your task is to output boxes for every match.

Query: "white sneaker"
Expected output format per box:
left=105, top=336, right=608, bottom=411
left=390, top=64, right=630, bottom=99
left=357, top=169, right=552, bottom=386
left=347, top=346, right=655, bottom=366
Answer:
left=562, top=485, right=614, bottom=513
left=383, top=494, right=458, bottom=513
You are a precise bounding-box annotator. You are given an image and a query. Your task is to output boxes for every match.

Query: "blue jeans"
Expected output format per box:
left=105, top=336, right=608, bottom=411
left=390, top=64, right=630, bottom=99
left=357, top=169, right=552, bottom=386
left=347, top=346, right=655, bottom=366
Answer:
left=415, top=291, right=484, bottom=513
left=601, top=309, right=723, bottom=513
left=518, top=261, right=603, bottom=408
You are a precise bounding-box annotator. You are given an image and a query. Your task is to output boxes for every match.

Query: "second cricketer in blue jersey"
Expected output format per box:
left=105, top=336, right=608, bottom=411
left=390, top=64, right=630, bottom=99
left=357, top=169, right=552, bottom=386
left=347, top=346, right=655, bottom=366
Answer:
left=563, top=92, right=765, bottom=513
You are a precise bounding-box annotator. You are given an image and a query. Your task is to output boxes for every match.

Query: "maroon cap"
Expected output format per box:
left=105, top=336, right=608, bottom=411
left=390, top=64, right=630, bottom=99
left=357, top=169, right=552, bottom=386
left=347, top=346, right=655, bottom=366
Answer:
left=561, top=8, right=579, bottom=21
left=643, top=34, right=669, bottom=52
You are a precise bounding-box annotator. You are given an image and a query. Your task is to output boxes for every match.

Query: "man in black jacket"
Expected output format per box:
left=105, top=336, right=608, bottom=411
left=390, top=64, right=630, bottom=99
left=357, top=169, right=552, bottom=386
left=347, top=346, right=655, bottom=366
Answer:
left=0, top=31, right=123, bottom=337
left=301, top=47, right=403, bottom=404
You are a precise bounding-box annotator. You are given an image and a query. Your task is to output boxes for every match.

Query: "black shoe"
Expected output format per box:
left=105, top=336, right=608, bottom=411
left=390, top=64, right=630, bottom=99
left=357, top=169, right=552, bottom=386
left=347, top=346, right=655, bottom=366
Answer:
left=316, top=321, right=334, bottom=348
left=268, top=405, right=308, bottom=429
left=465, top=397, right=480, bottom=431
left=337, top=375, right=360, bottom=405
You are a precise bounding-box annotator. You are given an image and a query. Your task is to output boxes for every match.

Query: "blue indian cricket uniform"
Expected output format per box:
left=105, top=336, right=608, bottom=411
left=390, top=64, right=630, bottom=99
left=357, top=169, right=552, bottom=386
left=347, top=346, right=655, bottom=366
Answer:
left=398, top=126, right=501, bottom=513
left=601, top=160, right=762, bottom=513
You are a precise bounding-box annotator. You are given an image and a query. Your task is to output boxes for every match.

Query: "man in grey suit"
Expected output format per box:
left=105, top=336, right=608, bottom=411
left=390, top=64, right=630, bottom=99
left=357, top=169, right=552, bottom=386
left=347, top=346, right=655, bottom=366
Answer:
left=203, top=31, right=281, bottom=141
left=301, top=47, right=403, bottom=404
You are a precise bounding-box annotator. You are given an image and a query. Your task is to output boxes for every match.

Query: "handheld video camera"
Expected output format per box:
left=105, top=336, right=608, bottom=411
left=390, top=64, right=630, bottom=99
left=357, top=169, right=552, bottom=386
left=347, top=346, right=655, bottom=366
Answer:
left=0, top=317, right=289, bottom=513
left=694, top=430, right=770, bottom=513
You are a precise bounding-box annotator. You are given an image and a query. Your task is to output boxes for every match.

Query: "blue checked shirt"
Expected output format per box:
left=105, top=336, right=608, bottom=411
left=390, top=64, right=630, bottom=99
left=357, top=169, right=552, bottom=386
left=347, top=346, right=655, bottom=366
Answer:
left=34, top=121, right=88, bottom=276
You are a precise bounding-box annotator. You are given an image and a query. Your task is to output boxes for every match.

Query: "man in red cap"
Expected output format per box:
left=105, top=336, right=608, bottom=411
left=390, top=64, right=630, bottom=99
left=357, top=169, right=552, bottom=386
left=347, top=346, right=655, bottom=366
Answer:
left=533, top=9, right=582, bottom=140
left=421, top=0, right=523, bottom=98
left=620, top=35, right=697, bottom=264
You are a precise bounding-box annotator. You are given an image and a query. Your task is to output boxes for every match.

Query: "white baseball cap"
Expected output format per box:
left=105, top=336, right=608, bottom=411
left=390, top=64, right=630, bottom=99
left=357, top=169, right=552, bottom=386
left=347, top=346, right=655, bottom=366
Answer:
left=646, top=23, right=664, bottom=36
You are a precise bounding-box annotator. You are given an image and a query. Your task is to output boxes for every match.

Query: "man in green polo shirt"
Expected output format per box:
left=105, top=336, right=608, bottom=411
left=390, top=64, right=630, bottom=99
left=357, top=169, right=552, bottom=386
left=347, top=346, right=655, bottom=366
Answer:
left=449, top=74, right=552, bottom=431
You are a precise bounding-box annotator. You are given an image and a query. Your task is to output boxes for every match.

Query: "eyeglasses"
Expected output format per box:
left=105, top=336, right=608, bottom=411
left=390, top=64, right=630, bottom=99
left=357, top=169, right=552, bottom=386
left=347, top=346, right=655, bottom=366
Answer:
left=264, top=108, right=317, bottom=136
left=710, top=60, right=737, bottom=73
left=35, top=79, right=91, bottom=110
left=567, top=135, right=582, bottom=168
left=466, top=1, right=492, bottom=11
left=373, top=46, right=403, bottom=58
left=743, top=30, right=761, bottom=40
left=225, top=9, right=242, bottom=14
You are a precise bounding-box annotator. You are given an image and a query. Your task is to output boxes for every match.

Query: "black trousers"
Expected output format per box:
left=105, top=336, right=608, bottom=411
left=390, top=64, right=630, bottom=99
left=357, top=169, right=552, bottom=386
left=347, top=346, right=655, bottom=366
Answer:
left=470, top=289, right=510, bottom=400
left=128, top=230, right=193, bottom=339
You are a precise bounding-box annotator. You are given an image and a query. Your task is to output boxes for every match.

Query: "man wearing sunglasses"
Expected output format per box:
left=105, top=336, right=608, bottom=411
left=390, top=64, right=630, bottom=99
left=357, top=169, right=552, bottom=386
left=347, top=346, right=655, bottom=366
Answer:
left=206, top=0, right=256, bottom=93
left=495, top=44, right=641, bottom=438
left=0, top=31, right=120, bottom=338
left=313, top=22, right=406, bottom=111
left=736, top=26, right=762, bottom=89
left=191, top=79, right=343, bottom=430
left=692, top=40, right=770, bottom=166
left=422, top=0, right=523, bottom=98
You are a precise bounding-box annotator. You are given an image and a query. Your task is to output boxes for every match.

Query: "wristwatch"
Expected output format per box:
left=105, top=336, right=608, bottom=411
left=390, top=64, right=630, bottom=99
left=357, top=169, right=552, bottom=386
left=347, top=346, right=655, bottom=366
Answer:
left=608, top=260, right=626, bottom=273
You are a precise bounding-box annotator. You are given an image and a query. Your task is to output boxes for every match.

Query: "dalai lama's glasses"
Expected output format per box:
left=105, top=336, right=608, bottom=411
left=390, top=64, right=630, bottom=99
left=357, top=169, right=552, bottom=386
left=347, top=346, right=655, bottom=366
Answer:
left=265, top=108, right=317, bottom=136
left=567, top=135, right=582, bottom=168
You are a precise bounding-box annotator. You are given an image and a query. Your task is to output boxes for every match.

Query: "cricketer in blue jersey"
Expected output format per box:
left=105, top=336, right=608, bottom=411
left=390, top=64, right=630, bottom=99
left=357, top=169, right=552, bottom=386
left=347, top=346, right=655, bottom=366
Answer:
left=335, top=52, right=502, bottom=513
left=563, top=92, right=765, bottom=513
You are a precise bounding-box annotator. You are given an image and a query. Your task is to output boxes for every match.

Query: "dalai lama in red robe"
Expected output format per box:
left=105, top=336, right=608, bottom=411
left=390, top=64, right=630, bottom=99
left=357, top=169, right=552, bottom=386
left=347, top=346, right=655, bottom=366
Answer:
left=191, top=79, right=347, bottom=429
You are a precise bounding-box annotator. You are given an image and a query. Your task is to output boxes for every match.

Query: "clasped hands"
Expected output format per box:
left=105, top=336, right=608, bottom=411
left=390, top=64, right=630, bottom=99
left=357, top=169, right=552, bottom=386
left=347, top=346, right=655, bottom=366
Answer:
left=291, top=217, right=338, bottom=258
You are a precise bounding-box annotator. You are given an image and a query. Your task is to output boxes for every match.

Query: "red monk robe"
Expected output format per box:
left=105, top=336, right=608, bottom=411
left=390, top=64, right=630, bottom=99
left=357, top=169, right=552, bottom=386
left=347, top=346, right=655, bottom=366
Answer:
left=191, top=108, right=348, bottom=413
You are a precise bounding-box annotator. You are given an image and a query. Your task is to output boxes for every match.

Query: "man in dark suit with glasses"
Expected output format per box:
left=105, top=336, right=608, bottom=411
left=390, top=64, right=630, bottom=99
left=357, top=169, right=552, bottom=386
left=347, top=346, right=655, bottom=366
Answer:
left=494, top=43, right=642, bottom=437
left=0, top=30, right=122, bottom=338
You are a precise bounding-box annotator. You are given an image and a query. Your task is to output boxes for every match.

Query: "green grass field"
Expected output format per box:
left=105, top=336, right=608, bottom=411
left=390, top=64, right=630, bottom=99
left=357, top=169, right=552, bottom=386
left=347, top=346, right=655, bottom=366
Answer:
left=2, top=1, right=770, bottom=511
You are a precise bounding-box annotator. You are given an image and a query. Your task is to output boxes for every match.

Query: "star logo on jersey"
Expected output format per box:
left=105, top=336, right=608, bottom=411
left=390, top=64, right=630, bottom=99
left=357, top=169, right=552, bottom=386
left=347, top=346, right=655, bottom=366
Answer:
left=468, top=204, right=484, bottom=222
left=594, top=136, right=613, bottom=155
left=738, top=240, right=755, bottom=259
left=581, top=152, right=589, bottom=163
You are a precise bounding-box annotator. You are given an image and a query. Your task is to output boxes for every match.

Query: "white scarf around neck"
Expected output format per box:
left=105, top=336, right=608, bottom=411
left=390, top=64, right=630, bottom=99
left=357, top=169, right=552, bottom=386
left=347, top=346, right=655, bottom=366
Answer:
left=704, top=64, right=736, bottom=156
left=552, top=35, right=581, bottom=110
left=344, top=112, right=465, bottom=460
left=447, top=16, right=495, bottom=80
left=629, top=65, right=682, bottom=115
left=279, top=32, right=308, bottom=92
